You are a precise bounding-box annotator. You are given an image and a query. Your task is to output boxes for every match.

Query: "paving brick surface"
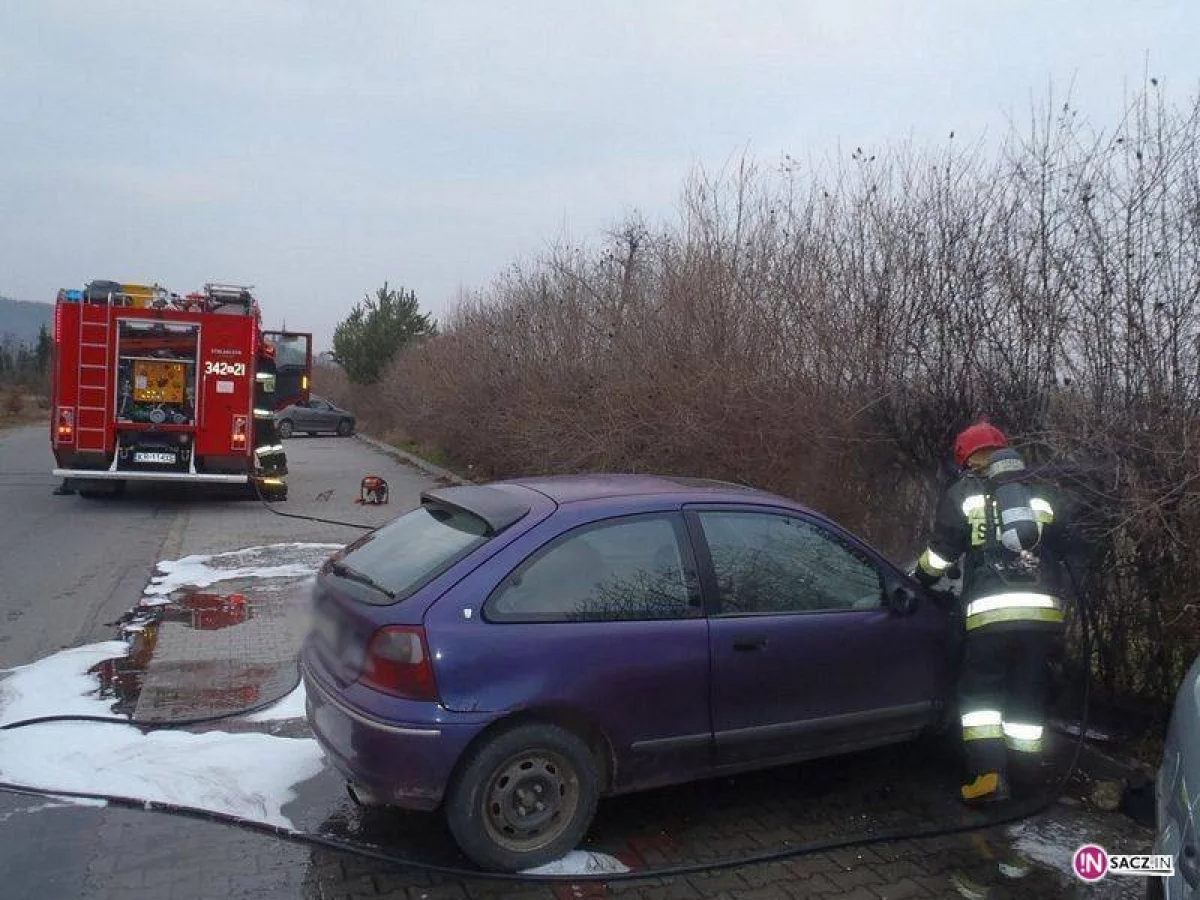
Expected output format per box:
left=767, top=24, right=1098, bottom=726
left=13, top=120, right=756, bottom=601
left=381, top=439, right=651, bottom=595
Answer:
left=0, top=757, right=1152, bottom=900
left=133, top=573, right=313, bottom=722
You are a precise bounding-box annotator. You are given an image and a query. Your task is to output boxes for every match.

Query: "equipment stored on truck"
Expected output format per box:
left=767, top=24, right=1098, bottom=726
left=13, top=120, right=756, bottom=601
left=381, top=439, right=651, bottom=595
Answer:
left=50, top=280, right=312, bottom=499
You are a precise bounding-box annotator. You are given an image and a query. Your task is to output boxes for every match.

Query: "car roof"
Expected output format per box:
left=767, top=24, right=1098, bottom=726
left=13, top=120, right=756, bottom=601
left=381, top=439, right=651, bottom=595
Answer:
left=499, top=473, right=780, bottom=505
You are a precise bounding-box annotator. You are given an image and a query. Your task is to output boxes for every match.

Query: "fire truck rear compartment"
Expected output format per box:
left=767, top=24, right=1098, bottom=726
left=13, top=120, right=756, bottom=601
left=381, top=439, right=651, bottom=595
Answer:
left=51, top=283, right=307, bottom=494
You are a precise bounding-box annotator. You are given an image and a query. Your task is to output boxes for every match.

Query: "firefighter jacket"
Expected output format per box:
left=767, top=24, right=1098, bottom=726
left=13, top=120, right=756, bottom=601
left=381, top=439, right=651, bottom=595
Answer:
left=916, top=473, right=1066, bottom=634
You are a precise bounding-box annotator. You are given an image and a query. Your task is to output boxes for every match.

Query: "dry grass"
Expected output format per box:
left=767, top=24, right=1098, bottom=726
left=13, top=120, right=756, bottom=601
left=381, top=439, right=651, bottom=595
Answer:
left=0, top=391, right=48, bottom=434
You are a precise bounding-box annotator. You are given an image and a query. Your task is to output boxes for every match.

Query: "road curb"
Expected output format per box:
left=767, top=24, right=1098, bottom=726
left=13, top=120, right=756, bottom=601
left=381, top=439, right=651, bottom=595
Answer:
left=354, top=433, right=469, bottom=485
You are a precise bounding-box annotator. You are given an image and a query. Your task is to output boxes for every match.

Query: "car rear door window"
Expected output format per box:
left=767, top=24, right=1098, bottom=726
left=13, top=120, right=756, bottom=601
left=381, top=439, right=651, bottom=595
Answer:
left=697, top=511, right=882, bottom=614
left=486, top=515, right=697, bottom=622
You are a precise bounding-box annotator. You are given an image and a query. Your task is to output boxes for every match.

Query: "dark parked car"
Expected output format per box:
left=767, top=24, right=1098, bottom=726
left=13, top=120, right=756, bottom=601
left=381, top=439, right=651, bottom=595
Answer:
left=302, top=475, right=960, bottom=871
left=275, top=395, right=355, bottom=438
left=1151, top=652, right=1200, bottom=898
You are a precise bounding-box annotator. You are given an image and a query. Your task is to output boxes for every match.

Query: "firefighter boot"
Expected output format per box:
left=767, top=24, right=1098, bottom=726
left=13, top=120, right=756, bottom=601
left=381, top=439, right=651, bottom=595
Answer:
left=960, top=772, right=1010, bottom=805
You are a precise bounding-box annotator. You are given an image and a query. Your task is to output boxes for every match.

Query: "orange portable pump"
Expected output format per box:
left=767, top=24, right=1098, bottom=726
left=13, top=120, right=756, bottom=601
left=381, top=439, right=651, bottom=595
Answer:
left=357, top=475, right=389, bottom=505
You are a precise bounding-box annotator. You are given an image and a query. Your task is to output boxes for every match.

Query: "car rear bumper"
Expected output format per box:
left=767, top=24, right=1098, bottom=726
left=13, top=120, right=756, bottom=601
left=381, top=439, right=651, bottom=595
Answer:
left=301, top=654, right=488, bottom=811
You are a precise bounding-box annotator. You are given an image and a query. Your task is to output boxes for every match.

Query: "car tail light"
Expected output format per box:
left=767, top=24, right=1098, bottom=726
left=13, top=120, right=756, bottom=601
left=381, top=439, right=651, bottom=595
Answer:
left=360, top=626, right=439, bottom=702
left=56, top=408, right=74, bottom=442
left=231, top=414, right=248, bottom=450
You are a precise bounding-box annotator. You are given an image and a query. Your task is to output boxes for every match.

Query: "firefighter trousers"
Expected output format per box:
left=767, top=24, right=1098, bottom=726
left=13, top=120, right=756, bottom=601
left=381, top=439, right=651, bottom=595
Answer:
left=958, top=627, right=1059, bottom=780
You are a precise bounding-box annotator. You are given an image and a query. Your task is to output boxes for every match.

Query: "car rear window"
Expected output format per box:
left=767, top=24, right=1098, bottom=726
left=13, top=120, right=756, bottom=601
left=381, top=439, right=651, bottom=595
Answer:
left=333, top=503, right=490, bottom=603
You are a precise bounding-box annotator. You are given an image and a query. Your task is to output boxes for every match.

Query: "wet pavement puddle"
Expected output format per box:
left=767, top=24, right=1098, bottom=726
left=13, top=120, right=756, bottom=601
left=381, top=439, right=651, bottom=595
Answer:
left=87, top=584, right=302, bottom=723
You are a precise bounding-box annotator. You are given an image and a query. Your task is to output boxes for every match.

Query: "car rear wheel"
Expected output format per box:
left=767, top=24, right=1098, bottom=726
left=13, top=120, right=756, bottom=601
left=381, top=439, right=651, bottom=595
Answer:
left=277, top=419, right=294, bottom=439
left=445, top=723, right=598, bottom=872
left=336, top=418, right=354, bottom=436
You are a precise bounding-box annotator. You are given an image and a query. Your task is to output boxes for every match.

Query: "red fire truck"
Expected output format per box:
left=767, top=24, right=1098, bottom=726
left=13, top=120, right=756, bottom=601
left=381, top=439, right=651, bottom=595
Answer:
left=50, top=280, right=312, bottom=500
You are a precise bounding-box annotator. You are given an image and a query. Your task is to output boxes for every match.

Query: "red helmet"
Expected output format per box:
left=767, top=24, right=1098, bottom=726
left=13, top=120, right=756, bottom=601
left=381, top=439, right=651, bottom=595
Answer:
left=953, top=421, right=1008, bottom=468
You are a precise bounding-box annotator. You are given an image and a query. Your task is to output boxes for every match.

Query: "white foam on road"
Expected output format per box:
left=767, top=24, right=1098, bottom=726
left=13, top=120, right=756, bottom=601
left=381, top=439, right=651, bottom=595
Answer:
left=246, top=683, right=307, bottom=722
left=4, top=544, right=626, bottom=871
left=0, top=641, right=129, bottom=726
left=0, top=637, right=325, bottom=830
left=521, top=850, right=630, bottom=876
left=1007, top=814, right=1116, bottom=876
left=0, top=722, right=325, bottom=829
left=142, top=542, right=341, bottom=601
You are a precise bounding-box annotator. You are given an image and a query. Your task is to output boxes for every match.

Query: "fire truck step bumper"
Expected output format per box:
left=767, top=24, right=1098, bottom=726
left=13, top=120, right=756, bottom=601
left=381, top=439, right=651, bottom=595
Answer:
left=53, top=469, right=253, bottom=484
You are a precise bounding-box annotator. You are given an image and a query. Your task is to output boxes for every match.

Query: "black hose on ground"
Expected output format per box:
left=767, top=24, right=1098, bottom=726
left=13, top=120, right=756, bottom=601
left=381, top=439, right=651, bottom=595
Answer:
left=0, top=538, right=1095, bottom=883
left=0, top=662, right=303, bottom=732
left=0, top=759, right=1080, bottom=885
left=249, top=474, right=376, bottom=531
left=0, top=643, right=1092, bottom=885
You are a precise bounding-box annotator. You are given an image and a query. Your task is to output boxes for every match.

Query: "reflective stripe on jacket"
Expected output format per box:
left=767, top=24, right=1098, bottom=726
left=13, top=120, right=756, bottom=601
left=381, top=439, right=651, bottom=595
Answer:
left=917, top=473, right=1065, bottom=632
left=963, top=590, right=1065, bottom=631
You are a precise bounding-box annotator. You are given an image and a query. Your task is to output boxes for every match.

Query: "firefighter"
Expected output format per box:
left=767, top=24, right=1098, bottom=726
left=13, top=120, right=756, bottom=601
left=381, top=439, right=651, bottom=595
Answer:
left=913, top=420, right=1065, bottom=804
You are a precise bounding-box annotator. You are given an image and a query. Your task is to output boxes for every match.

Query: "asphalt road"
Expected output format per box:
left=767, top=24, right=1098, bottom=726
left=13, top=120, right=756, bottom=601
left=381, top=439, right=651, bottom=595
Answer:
left=0, top=425, right=436, bottom=669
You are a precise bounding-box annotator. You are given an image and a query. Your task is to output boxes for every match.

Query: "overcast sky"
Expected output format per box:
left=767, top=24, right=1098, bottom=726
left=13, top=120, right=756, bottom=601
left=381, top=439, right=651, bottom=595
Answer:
left=2, top=1, right=1196, bottom=351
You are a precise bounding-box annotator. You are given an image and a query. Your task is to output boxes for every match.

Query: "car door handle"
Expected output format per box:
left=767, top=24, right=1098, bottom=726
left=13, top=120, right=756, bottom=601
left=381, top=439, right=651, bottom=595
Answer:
left=733, top=637, right=768, bottom=652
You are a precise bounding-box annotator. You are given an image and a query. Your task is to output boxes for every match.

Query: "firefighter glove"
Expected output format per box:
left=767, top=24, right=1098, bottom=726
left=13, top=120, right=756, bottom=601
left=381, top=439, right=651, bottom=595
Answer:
left=912, top=565, right=941, bottom=589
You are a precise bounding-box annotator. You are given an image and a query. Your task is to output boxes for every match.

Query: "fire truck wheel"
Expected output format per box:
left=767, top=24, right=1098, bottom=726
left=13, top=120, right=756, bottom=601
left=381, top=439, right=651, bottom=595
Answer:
left=277, top=419, right=294, bottom=439
left=78, top=480, right=126, bottom=499
left=260, top=483, right=288, bottom=502
left=336, top=419, right=354, bottom=437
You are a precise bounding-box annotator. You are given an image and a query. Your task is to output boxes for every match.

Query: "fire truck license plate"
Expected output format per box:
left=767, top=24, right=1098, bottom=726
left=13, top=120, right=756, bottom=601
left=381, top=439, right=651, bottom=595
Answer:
left=134, top=452, right=176, bottom=464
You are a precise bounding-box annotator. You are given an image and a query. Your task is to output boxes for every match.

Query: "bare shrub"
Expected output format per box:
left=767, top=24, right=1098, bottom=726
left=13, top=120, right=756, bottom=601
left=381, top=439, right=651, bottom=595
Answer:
left=360, top=85, right=1200, bottom=716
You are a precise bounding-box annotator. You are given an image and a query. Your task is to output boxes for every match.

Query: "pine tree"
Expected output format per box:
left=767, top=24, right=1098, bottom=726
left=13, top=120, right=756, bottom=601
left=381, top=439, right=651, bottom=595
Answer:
left=332, top=283, right=436, bottom=384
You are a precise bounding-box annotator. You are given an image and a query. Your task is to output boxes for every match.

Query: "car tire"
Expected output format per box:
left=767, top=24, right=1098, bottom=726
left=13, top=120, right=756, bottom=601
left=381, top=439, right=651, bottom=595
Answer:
left=336, top=419, right=354, bottom=437
left=277, top=419, right=294, bottom=439
left=257, top=483, right=287, bottom=502
left=445, top=723, right=599, bottom=872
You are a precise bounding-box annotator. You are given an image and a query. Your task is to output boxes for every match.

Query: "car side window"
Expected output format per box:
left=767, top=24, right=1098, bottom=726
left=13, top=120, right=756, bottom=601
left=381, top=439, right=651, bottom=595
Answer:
left=486, top=515, right=698, bottom=622
left=698, top=511, right=883, bottom=614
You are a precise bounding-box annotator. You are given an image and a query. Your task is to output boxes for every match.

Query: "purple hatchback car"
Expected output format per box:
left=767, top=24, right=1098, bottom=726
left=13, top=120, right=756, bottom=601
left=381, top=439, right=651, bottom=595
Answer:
left=302, top=475, right=959, bottom=871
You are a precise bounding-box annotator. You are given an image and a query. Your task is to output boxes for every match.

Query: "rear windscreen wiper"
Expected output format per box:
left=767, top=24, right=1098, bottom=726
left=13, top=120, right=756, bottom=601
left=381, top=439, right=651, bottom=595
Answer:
left=328, top=561, right=396, bottom=599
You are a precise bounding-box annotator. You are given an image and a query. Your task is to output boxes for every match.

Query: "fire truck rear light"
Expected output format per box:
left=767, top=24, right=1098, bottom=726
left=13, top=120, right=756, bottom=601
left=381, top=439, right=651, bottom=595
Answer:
left=56, top=408, right=74, bottom=442
left=231, top=415, right=248, bottom=450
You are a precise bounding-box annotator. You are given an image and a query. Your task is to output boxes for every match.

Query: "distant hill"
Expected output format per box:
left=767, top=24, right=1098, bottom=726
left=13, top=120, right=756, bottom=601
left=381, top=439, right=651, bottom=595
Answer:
left=0, top=296, right=54, bottom=346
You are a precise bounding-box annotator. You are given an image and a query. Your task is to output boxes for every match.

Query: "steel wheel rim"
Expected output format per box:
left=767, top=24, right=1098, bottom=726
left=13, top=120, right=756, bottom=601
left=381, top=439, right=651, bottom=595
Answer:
left=481, top=748, right=580, bottom=853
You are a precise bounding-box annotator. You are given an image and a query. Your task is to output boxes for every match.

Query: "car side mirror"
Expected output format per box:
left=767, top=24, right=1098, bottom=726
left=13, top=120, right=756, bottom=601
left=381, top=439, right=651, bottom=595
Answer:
left=886, top=585, right=918, bottom=616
